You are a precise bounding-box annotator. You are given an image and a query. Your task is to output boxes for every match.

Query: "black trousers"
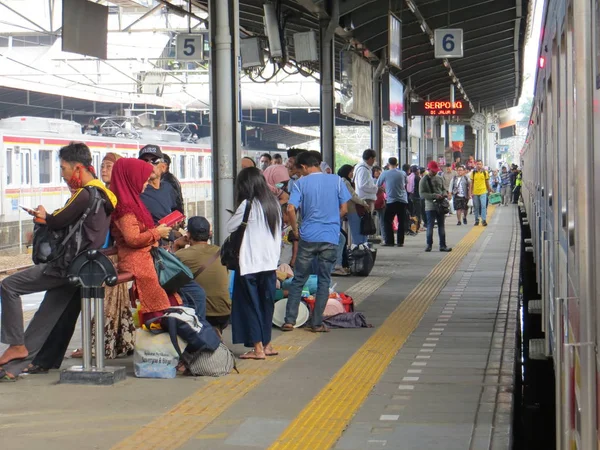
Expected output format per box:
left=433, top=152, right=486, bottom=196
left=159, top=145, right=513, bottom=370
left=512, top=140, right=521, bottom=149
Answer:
left=384, top=201, right=407, bottom=246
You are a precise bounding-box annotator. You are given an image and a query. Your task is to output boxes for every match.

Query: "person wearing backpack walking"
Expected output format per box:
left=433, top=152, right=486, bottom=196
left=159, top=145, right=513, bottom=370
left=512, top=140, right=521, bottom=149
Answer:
left=227, top=167, right=282, bottom=360
left=419, top=161, right=452, bottom=253
left=0, top=143, right=117, bottom=381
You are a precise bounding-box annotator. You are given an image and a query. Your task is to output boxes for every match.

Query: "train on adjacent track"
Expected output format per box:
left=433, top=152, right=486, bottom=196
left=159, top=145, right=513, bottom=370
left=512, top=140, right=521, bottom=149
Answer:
left=0, top=115, right=278, bottom=248
left=520, top=0, right=600, bottom=448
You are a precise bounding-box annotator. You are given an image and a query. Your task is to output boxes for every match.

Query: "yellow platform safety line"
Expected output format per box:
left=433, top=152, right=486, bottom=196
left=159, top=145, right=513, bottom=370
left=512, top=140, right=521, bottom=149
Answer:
left=269, top=206, right=496, bottom=450
left=110, top=276, right=389, bottom=450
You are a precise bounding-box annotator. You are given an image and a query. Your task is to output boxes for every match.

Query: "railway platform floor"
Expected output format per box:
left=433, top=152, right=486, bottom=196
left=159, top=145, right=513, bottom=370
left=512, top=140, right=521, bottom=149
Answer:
left=0, top=205, right=520, bottom=450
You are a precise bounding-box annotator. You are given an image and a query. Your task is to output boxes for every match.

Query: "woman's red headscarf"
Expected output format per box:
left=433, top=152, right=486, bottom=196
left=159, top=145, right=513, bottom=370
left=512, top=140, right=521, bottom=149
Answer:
left=110, top=158, right=155, bottom=229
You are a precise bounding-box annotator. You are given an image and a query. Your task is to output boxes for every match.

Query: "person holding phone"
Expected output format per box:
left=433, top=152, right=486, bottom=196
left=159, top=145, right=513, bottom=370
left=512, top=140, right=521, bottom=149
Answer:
left=109, top=158, right=177, bottom=317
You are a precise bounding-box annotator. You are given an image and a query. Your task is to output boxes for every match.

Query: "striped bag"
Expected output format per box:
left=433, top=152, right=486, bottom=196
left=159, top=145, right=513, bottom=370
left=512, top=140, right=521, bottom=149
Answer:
left=182, top=343, right=238, bottom=377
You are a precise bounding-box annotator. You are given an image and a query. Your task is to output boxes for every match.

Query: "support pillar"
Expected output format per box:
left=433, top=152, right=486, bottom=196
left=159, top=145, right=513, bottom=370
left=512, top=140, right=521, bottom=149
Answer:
left=209, top=0, right=240, bottom=244
left=371, top=53, right=386, bottom=167
left=319, top=19, right=335, bottom=169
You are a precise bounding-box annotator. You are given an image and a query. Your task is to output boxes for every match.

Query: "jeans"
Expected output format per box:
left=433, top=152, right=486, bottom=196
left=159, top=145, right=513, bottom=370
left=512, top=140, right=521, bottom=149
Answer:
left=347, top=212, right=367, bottom=245
left=178, top=281, right=207, bottom=320
left=384, top=201, right=407, bottom=246
left=376, top=209, right=387, bottom=242
left=472, top=193, right=488, bottom=222
left=501, top=185, right=511, bottom=205
left=285, top=240, right=337, bottom=328
left=425, top=210, right=447, bottom=248
left=335, top=231, right=346, bottom=268
left=410, top=195, right=422, bottom=229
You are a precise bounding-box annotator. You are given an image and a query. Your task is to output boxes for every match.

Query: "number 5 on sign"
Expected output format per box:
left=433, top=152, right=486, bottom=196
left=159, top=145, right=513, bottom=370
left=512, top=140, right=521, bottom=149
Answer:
left=176, top=34, right=204, bottom=60
left=434, top=29, right=463, bottom=58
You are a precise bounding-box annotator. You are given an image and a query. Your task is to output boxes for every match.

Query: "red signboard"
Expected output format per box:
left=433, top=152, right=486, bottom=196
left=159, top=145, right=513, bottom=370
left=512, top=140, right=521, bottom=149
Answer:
left=411, top=100, right=470, bottom=116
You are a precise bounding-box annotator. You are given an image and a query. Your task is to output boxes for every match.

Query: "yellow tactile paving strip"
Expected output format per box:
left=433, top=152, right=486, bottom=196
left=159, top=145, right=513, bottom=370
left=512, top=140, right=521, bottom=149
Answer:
left=268, top=207, right=496, bottom=450
left=110, top=276, right=389, bottom=450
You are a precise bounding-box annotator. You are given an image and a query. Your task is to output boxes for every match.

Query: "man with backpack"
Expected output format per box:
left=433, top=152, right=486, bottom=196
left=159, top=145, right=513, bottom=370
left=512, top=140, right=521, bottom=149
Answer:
left=0, top=143, right=117, bottom=379
left=419, top=161, right=452, bottom=253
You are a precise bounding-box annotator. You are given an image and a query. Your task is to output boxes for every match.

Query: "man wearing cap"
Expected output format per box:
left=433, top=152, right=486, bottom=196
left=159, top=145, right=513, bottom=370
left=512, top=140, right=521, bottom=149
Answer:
left=138, top=144, right=179, bottom=226
left=174, top=217, right=231, bottom=337
left=419, top=161, right=452, bottom=253
left=161, top=154, right=184, bottom=214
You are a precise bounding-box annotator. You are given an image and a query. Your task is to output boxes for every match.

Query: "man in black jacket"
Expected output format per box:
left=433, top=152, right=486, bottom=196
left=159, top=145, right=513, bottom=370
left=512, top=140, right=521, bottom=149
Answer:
left=0, top=143, right=116, bottom=379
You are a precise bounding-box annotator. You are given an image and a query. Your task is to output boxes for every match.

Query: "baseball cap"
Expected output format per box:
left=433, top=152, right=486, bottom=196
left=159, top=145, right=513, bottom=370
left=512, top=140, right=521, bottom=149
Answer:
left=427, top=161, right=440, bottom=172
left=187, top=216, right=211, bottom=235
left=138, top=144, right=164, bottom=161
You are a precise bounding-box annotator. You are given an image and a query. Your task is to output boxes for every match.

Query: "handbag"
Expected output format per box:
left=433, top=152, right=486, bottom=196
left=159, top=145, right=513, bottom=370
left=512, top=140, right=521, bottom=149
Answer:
left=360, top=213, right=377, bottom=235
left=426, top=175, right=450, bottom=215
left=220, top=199, right=252, bottom=270
left=151, top=247, right=194, bottom=293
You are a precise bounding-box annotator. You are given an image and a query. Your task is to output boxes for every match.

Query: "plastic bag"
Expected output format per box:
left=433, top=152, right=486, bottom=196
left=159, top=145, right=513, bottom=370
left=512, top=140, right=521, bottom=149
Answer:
left=467, top=198, right=473, bottom=207
left=133, top=329, right=186, bottom=379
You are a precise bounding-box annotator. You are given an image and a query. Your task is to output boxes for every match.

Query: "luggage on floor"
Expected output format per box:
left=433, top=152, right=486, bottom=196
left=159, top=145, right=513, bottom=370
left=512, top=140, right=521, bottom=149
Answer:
left=489, top=192, right=502, bottom=205
left=181, top=343, right=237, bottom=377
left=133, top=329, right=185, bottom=379
left=348, top=246, right=375, bottom=276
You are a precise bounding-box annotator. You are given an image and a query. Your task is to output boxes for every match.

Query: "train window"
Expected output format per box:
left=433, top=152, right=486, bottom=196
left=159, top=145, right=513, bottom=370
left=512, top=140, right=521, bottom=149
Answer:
left=39, top=150, right=52, bottom=184
left=6, top=148, right=12, bottom=185
left=205, top=156, right=212, bottom=179
left=179, top=155, right=186, bottom=179
left=197, top=155, right=204, bottom=178
left=20, top=149, right=31, bottom=185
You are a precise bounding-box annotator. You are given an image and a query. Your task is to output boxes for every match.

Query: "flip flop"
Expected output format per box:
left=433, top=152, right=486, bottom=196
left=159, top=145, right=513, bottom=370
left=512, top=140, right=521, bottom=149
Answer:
left=21, top=364, right=49, bottom=375
left=264, top=348, right=279, bottom=356
left=0, top=368, right=16, bottom=382
left=310, top=325, right=330, bottom=333
left=281, top=323, right=294, bottom=332
left=239, top=350, right=266, bottom=360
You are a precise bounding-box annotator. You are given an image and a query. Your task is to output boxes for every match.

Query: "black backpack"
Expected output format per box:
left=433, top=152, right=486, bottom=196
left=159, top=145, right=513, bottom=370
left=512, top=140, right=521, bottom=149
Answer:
left=32, top=186, right=104, bottom=275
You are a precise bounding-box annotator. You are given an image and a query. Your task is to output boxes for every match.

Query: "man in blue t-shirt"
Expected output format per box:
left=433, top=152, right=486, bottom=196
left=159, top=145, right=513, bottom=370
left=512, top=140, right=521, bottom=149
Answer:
left=282, top=151, right=351, bottom=332
left=376, top=157, right=408, bottom=247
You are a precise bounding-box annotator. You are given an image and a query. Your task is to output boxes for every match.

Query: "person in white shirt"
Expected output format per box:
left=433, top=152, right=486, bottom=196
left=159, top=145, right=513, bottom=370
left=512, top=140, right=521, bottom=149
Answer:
left=227, top=167, right=282, bottom=360
left=448, top=165, right=470, bottom=226
left=353, top=149, right=378, bottom=207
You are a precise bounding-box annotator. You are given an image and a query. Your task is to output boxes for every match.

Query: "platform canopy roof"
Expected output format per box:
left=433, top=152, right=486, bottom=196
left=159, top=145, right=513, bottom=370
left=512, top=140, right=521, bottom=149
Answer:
left=210, top=0, right=533, bottom=112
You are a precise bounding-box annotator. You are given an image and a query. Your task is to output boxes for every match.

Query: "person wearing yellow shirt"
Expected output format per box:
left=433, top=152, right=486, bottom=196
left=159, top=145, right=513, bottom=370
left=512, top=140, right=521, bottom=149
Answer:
left=469, top=159, right=493, bottom=226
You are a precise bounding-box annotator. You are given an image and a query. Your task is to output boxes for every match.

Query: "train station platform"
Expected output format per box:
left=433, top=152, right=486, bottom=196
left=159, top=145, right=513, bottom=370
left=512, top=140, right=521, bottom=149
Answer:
left=0, top=205, right=520, bottom=450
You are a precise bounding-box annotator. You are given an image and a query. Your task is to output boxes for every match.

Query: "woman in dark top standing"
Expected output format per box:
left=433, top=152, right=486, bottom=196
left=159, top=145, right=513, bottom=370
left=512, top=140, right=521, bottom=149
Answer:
left=227, top=168, right=282, bottom=360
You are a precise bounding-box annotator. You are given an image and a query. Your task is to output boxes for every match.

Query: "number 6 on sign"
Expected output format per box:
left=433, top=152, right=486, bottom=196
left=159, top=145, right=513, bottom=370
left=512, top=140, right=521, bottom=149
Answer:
left=434, top=29, right=463, bottom=58
left=176, top=34, right=204, bottom=61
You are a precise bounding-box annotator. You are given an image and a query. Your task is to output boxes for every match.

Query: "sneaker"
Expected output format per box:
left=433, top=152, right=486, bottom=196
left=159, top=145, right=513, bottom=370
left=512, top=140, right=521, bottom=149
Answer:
left=482, top=221, right=488, bottom=227
left=474, top=220, right=479, bottom=226
left=425, top=246, right=432, bottom=252
left=457, top=221, right=461, bottom=226
left=440, top=247, right=452, bottom=252
left=463, top=218, right=467, bottom=224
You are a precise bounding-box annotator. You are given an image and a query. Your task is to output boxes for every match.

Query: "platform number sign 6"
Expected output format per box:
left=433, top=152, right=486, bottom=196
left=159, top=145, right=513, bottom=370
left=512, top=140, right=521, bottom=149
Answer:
left=434, top=29, right=463, bottom=58
left=176, top=34, right=204, bottom=61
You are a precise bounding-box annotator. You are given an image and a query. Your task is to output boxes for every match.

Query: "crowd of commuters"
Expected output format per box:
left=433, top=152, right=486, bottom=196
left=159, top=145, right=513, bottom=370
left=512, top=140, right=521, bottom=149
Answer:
left=0, top=143, right=521, bottom=380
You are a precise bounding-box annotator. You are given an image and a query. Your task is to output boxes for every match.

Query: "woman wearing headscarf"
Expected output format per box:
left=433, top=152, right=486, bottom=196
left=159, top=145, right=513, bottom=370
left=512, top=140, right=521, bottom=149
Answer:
left=70, top=153, right=136, bottom=360
left=337, top=165, right=369, bottom=247
left=262, top=164, right=290, bottom=204
left=110, top=158, right=175, bottom=319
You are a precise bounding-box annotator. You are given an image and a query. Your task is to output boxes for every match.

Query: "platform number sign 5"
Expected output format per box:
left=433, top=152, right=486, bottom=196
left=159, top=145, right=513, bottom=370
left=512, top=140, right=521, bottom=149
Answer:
left=176, top=34, right=204, bottom=61
left=434, top=29, right=463, bottom=58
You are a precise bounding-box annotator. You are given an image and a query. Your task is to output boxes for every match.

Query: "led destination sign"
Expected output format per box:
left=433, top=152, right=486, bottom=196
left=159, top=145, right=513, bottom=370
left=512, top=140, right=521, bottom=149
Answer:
left=411, top=100, right=470, bottom=116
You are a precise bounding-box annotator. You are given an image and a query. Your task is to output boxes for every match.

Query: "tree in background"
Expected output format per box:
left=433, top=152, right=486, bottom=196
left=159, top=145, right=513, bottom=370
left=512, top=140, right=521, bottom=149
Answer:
left=334, top=151, right=359, bottom=172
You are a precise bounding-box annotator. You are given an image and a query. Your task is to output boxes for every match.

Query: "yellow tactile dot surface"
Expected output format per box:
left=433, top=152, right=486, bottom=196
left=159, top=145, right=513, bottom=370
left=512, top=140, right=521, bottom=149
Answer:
left=268, top=207, right=495, bottom=450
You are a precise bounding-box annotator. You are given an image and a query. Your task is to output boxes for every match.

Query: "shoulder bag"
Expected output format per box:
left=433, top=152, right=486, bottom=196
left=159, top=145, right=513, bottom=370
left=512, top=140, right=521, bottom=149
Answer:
left=220, top=199, right=252, bottom=270
left=426, top=175, right=450, bottom=215
left=151, top=247, right=194, bottom=293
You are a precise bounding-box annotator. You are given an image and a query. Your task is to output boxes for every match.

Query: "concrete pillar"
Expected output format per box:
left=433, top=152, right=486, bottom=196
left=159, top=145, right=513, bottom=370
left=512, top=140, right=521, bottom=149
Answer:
left=371, top=54, right=386, bottom=167
left=319, top=19, right=335, bottom=169
left=209, top=0, right=240, bottom=244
